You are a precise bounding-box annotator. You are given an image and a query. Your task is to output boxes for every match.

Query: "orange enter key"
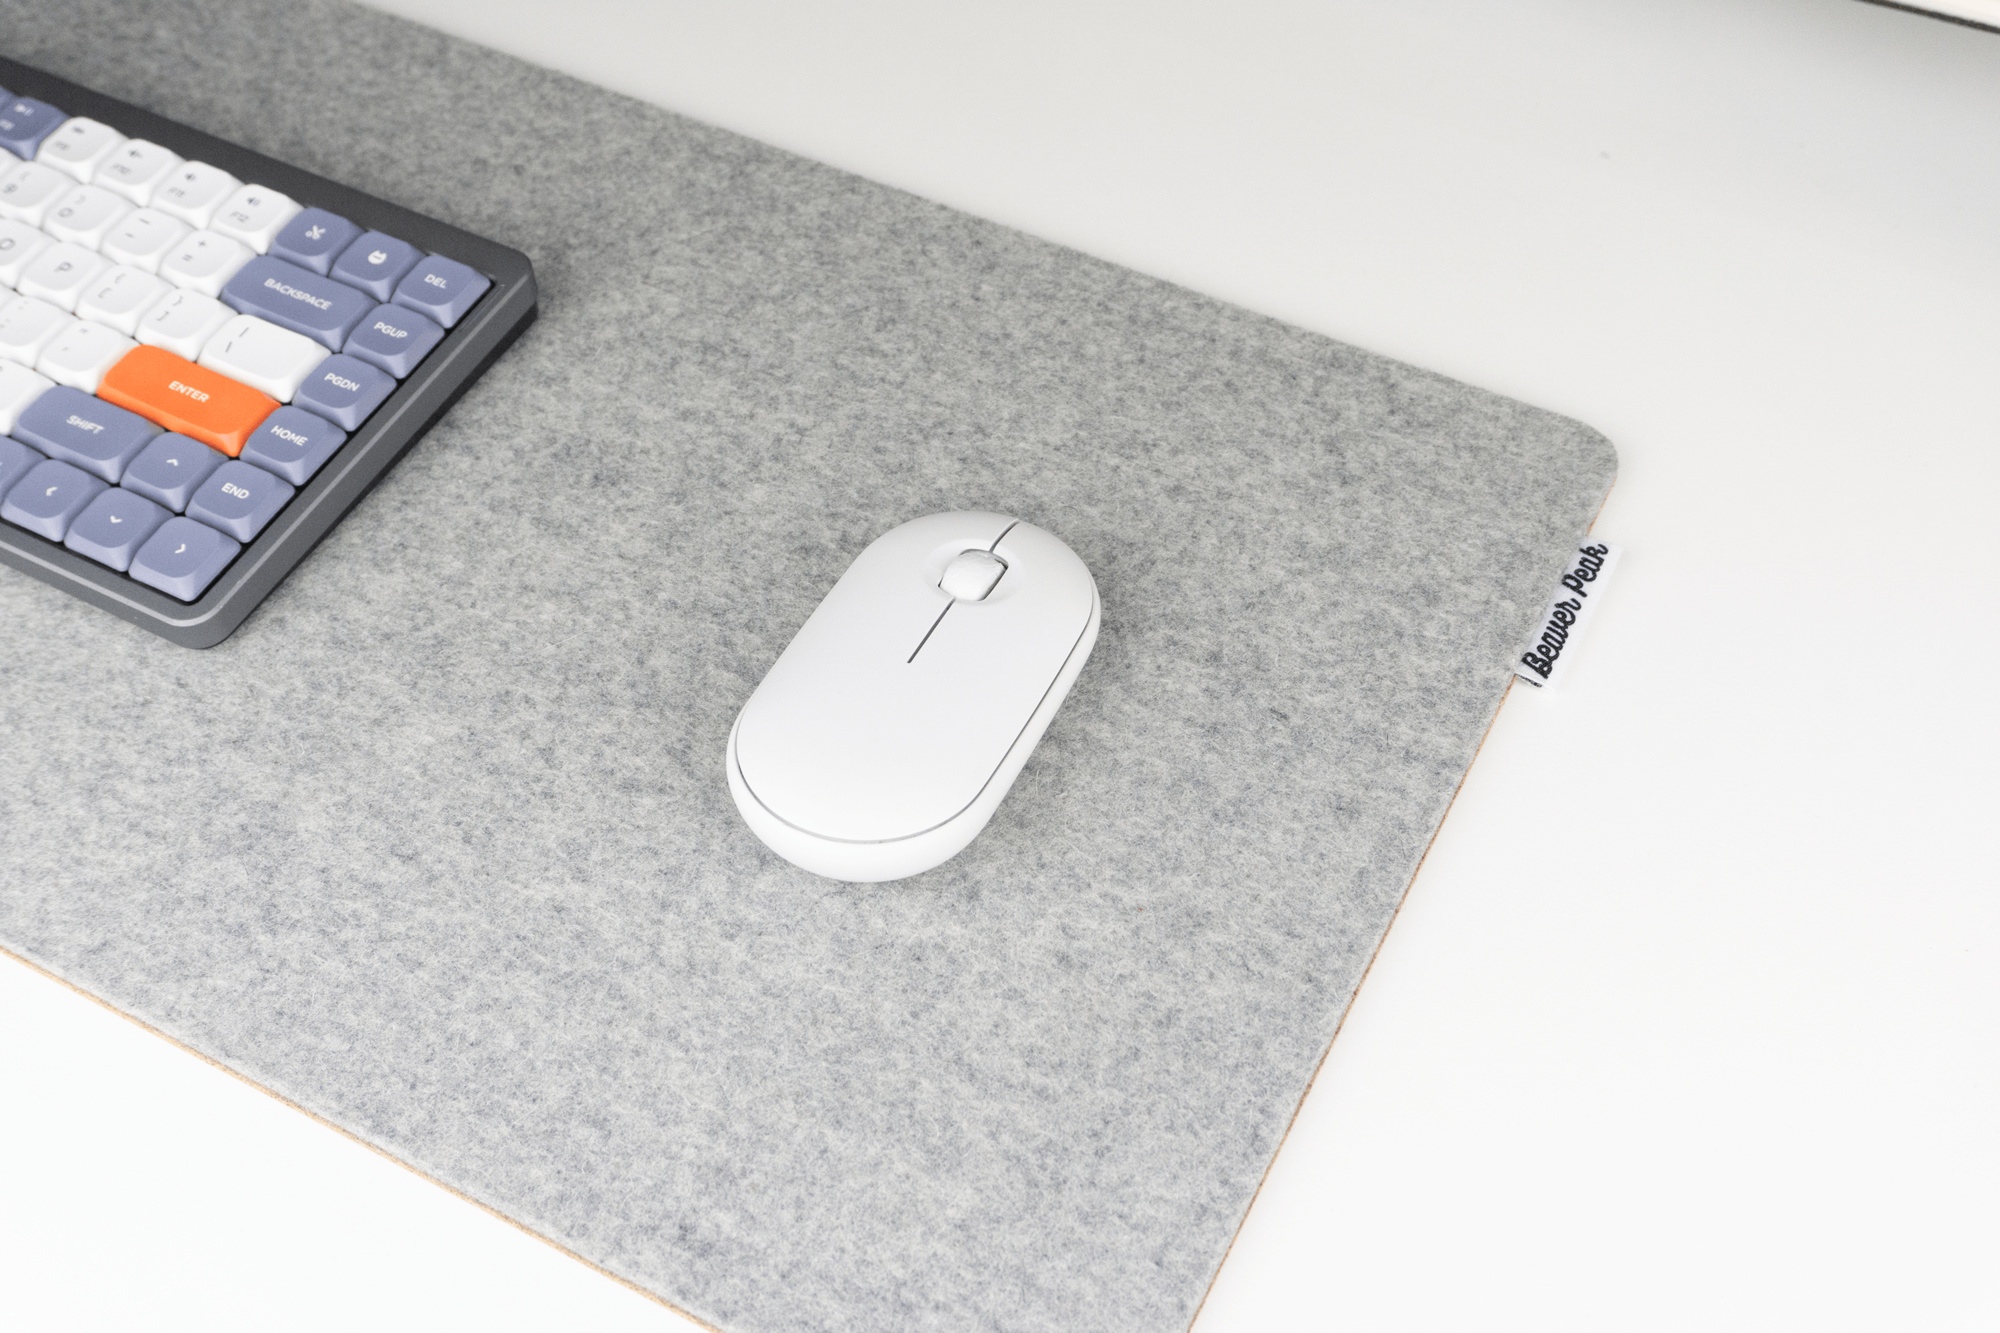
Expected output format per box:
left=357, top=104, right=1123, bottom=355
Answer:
left=98, top=346, right=279, bottom=457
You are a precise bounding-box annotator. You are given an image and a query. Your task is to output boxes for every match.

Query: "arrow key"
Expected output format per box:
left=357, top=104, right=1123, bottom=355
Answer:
left=64, top=487, right=168, bottom=571
left=120, top=432, right=227, bottom=511
left=1, top=456, right=105, bottom=540
left=130, top=515, right=240, bottom=602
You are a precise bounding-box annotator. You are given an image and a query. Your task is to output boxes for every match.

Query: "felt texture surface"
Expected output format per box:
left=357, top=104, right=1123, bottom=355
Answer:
left=0, top=2, right=1616, bottom=1329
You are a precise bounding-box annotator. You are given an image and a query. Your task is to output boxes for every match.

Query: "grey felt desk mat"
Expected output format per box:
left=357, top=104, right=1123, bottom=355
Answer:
left=0, top=2, right=1616, bottom=1329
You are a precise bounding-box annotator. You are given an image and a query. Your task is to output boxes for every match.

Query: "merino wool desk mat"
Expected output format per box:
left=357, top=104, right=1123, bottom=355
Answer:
left=0, top=2, right=1616, bottom=1329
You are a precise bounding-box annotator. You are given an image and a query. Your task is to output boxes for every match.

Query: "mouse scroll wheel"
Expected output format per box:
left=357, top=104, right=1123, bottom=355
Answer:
left=940, top=550, right=1007, bottom=601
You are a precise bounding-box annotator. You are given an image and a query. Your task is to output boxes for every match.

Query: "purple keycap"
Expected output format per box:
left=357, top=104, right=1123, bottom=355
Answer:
left=240, top=405, right=346, bottom=486
left=393, top=254, right=490, bottom=328
left=64, top=487, right=170, bottom=571
left=270, top=207, right=361, bottom=276
left=186, top=459, right=293, bottom=542
left=119, top=433, right=227, bottom=512
left=2, top=457, right=105, bottom=540
left=130, top=515, right=239, bottom=601
left=0, top=435, right=43, bottom=496
left=221, top=255, right=374, bottom=351
left=13, top=387, right=161, bottom=483
left=345, top=304, right=442, bottom=379
left=0, top=97, right=65, bottom=159
left=330, top=231, right=420, bottom=301
left=292, top=354, right=395, bottom=431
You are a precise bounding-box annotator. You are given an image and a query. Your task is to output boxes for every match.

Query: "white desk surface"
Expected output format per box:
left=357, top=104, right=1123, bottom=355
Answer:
left=4, top=0, right=1995, bottom=1327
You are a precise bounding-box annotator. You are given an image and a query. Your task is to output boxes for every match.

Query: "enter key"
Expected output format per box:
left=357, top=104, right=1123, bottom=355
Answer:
left=98, top=344, right=277, bottom=456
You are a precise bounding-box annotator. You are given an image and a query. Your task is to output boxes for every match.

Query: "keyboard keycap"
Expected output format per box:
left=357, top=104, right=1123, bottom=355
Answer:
left=64, top=486, right=168, bottom=571
left=158, top=229, right=252, bottom=297
left=0, top=217, right=55, bottom=286
left=345, top=304, right=442, bottom=379
left=0, top=296, right=73, bottom=366
left=150, top=161, right=240, bottom=228
left=209, top=184, right=300, bottom=255
left=197, top=314, right=328, bottom=402
left=0, top=98, right=65, bottom=161
left=134, top=289, right=232, bottom=360
left=240, top=405, right=346, bottom=485
left=35, top=320, right=136, bottom=393
left=0, top=359, right=53, bottom=433
left=130, top=514, right=239, bottom=601
left=93, top=138, right=182, bottom=204
left=186, top=458, right=292, bottom=541
left=43, top=183, right=134, bottom=248
left=16, top=242, right=110, bottom=311
left=221, top=256, right=373, bottom=350
left=120, top=431, right=227, bottom=511
left=270, top=207, right=360, bottom=276
left=291, top=353, right=394, bottom=430
left=0, top=435, right=45, bottom=496
left=101, top=207, right=191, bottom=273
left=331, top=231, right=419, bottom=301
left=14, top=385, right=160, bottom=482
left=97, top=344, right=277, bottom=456
left=75, top=265, right=173, bottom=336
left=2, top=456, right=104, bottom=539
left=0, top=160, right=68, bottom=225
left=393, top=254, right=490, bottom=328
left=36, top=117, right=125, bottom=182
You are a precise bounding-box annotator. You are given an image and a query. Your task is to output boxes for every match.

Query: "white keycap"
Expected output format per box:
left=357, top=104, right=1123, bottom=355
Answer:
left=148, top=161, right=241, bottom=229
left=208, top=184, right=301, bottom=255
left=0, top=219, right=55, bottom=287
left=92, top=139, right=183, bottom=205
left=0, top=296, right=75, bottom=367
left=135, top=288, right=232, bottom=360
left=75, top=264, right=173, bottom=337
left=43, top=184, right=136, bottom=250
left=35, top=319, right=135, bottom=393
left=36, top=118, right=128, bottom=183
left=15, top=243, right=112, bottom=312
left=0, top=161, right=70, bottom=227
left=0, top=358, right=54, bottom=433
left=198, top=314, right=328, bottom=402
left=157, top=229, right=252, bottom=297
left=100, top=208, right=191, bottom=274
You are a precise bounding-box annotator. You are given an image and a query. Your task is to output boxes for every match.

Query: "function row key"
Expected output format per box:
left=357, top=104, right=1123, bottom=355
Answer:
left=95, top=138, right=182, bottom=204
left=37, top=117, right=125, bottom=182
left=4, top=146, right=491, bottom=330
left=271, top=208, right=358, bottom=274
left=0, top=97, right=65, bottom=160
left=268, top=210, right=489, bottom=328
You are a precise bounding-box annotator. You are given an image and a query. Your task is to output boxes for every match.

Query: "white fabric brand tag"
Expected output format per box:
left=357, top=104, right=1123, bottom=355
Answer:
left=1513, top=540, right=1620, bottom=689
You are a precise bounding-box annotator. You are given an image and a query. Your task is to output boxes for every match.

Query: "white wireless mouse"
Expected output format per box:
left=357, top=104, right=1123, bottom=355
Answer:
left=727, top=511, right=1100, bottom=882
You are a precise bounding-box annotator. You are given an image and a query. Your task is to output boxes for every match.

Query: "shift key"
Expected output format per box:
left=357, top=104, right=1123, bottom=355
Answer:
left=98, top=345, right=278, bottom=456
left=220, top=255, right=372, bottom=350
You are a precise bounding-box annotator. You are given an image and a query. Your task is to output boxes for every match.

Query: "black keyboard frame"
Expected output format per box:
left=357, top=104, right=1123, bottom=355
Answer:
left=0, top=55, right=537, bottom=648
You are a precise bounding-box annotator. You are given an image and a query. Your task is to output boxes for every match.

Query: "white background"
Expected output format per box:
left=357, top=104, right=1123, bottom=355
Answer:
left=5, top=0, right=1997, bottom=1327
